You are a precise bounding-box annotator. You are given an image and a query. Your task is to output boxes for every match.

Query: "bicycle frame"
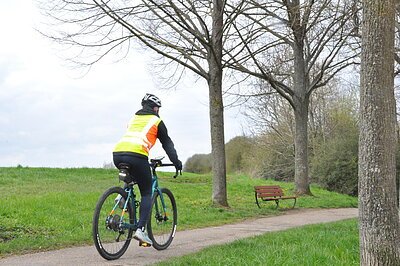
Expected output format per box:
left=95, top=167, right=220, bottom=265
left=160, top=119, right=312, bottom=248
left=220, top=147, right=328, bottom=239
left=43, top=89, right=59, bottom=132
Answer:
left=114, top=186, right=138, bottom=231
left=116, top=160, right=178, bottom=231
left=151, top=169, right=166, bottom=224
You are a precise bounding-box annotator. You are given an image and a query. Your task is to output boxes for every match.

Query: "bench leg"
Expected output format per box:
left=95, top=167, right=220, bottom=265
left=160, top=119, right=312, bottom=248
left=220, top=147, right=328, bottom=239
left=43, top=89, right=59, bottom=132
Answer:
left=292, top=198, right=297, bottom=208
left=255, top=193, right=261, bottom=208
left=275, top=199, right=279, bottom=209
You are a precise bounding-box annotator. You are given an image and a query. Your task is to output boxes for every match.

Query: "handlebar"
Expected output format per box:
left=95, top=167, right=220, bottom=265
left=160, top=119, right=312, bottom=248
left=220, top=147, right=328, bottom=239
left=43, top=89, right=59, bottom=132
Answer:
left=150, top=158, right=182, bottom=178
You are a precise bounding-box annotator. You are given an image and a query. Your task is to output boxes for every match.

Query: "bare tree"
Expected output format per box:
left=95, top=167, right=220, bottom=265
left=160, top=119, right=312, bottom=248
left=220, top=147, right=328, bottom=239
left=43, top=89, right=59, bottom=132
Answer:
left=38, top=0, right=229, bottom=207
left=359, top=0, right=400, bottom=264
left=242, top=82, right=296, bottom=180
left=224, top=0, right=359, bottom=195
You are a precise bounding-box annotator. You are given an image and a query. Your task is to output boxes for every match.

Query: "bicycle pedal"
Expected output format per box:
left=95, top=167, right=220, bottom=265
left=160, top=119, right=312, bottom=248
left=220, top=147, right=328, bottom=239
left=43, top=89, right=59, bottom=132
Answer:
left=139, top=241, right=151, bottom=247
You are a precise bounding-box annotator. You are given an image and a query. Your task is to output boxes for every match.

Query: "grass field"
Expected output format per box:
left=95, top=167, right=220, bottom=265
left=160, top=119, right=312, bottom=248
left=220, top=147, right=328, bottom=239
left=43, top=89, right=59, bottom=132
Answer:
left=0, top=167, right=358, bottom=258
left=157, top=219, right=359, bottom=266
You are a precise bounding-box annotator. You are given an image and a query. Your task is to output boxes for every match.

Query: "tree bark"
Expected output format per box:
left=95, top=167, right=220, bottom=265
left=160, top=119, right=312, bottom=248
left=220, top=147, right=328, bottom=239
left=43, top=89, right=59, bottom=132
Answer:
left=208, top=73, right=227, bottom=207
left=359, top=0, right=400, bottom=264
left=293, top=96, right=312, bottom=195
left=208, top=0, right=228, bottom=207
left=293, top=39, right=312, bottom=195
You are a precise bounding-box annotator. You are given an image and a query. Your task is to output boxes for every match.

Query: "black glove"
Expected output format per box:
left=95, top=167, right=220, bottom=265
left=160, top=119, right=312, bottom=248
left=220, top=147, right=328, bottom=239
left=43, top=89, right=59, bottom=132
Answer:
left=175, top=160, right=183, bottom=171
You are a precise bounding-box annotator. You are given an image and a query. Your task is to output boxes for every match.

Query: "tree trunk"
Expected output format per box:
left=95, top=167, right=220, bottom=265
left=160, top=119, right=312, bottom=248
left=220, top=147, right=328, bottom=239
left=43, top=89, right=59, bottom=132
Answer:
left=208, top=0, right=228, bottom=207
left=208, top=74, right=227, bottom=207
left=359, top=0, right=400, bottom=264
left=293, top=95, right=312, bottom=195
left=292, top=41, right=312, bottom=195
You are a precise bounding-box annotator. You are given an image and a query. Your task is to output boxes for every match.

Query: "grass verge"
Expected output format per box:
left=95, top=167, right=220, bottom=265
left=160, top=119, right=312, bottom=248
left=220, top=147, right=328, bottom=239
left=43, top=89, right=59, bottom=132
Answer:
left=0, top=167, right=357, bottom=257
left=157, top=219, right=359, bottom=266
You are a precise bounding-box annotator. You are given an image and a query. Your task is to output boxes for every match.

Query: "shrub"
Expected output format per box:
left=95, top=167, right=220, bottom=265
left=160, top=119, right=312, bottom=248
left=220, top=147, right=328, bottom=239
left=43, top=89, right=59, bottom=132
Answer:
left=225, top=136, right=253, bottom=173
left=311, top=107, right=359, bottom=195
left=183, top=154, right=212, bottom=174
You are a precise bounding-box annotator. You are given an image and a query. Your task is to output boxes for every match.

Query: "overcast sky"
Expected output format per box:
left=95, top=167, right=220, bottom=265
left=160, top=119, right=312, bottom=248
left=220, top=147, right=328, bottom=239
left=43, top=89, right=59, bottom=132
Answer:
left=0, top=1, right=246, bottom=168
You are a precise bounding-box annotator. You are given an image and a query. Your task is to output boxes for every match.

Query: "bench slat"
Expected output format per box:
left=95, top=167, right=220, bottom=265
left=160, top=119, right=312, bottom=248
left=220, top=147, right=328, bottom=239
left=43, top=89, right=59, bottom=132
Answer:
left=255, top=187, right=282, bottom=191
left=261, top=196, right=297, bottom=200
left=257, top=192, right=284, bottom=197
left=254, top=185, right=281, bottom=189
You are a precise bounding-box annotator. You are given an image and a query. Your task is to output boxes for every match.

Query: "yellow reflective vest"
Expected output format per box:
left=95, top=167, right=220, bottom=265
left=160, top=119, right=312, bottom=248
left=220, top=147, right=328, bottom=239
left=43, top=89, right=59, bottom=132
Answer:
left=113, top=114, right=162, bottom=157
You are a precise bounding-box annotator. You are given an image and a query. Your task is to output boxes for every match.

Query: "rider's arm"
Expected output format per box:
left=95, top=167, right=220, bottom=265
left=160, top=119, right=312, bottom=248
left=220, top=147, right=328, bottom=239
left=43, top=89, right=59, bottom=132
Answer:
left=157, top=120, right=180, bottom=166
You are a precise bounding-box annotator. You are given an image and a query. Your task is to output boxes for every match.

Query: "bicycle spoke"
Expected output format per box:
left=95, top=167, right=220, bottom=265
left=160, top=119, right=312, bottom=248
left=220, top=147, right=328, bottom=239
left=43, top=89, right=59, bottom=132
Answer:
left=148, top=188, right=177, bottom=250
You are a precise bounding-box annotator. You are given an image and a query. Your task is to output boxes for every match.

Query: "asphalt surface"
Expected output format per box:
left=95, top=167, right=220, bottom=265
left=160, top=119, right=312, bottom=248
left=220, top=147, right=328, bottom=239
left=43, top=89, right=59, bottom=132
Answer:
left=0, top=208, right=358, bottom=266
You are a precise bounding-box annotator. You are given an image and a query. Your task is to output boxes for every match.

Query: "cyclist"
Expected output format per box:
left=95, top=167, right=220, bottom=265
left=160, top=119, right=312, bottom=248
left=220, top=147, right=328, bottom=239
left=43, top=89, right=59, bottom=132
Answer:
left=113, top=93, right=182, bottom=246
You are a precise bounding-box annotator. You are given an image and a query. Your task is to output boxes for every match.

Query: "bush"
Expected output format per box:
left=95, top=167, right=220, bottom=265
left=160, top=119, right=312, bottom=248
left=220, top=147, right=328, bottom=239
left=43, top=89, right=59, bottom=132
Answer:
left=311, top=107, right=359, bottom=196
left=184, top=136, right=255, bottom=175
left=225, top=136, right=253, bottom=173
left=183, top=154, right=212, bottom=174
left=311, top=135, right=358, bottom=195
left=254, top=130, right=295, bottom=182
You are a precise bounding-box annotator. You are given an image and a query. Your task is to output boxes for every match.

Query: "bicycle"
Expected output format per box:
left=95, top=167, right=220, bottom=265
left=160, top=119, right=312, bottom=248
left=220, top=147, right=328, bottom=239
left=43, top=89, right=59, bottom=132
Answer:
left=92, top=157, right=180, bottom=260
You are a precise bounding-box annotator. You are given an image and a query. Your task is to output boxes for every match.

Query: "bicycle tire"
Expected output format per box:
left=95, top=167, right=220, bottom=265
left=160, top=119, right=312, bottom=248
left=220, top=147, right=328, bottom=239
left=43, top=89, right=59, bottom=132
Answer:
left=147, top=187, right=177, bottom=250
left=92, top=186, right=134, bottom=260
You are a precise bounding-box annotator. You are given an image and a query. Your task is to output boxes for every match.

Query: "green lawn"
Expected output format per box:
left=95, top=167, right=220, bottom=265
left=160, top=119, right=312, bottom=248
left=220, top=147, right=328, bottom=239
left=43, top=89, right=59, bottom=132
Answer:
left=0, top=167, right=358, bottom=258
left=157, top=219, right=359, bottom=266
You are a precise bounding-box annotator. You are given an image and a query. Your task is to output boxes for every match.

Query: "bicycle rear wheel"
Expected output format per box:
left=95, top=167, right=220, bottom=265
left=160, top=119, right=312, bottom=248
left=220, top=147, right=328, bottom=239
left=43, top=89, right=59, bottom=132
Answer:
left=92, top=187, right=134, bottom=260
left=147, top=188, right=177, bottom=250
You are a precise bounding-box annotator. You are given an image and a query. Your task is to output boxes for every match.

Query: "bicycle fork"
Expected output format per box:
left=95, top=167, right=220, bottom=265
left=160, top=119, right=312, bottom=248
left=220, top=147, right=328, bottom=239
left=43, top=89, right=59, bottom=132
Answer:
left=153, top=188, right=169, bottom=222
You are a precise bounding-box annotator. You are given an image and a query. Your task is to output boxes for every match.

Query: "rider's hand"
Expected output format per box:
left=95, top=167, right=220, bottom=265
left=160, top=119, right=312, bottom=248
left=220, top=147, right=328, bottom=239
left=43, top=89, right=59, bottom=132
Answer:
left=175, top=160, right=183, bottom=171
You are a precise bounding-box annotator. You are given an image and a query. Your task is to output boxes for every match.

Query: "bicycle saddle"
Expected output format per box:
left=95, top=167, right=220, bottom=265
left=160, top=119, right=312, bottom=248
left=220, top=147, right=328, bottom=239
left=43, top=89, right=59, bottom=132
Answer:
left=117, top=163, right=135, bottom=183
left=117, top=163, right=130, bottom=170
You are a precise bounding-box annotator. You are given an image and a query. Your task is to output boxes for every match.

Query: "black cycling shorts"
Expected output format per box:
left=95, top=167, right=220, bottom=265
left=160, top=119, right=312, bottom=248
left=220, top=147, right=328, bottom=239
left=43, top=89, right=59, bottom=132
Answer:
left=113, top=153, right=152, bottom=197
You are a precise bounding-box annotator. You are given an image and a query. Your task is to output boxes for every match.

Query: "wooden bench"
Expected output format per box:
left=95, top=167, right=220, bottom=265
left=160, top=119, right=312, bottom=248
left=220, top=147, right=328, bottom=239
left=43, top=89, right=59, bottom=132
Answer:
left=254, top=185, right=297, bottom=208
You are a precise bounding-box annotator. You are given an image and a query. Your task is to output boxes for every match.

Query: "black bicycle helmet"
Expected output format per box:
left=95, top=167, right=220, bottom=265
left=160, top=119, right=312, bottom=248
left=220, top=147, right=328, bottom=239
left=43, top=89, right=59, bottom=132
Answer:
left=141, top=93, right=162, bottom=108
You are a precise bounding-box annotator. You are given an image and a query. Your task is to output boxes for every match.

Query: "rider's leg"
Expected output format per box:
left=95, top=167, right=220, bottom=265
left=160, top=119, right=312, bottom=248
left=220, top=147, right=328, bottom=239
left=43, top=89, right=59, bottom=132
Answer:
left=133, top=161, right=153, bottom=245
left=131, top=161, right=152, bottom=229
left=112, top=153, right=153, bottom=245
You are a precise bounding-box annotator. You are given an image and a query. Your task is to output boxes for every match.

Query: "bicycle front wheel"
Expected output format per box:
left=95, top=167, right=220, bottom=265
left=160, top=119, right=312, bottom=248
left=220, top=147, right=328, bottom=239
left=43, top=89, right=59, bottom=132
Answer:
left=92, top=187, right=134, bottom=260
left=147, top=188, right=177, bottom=250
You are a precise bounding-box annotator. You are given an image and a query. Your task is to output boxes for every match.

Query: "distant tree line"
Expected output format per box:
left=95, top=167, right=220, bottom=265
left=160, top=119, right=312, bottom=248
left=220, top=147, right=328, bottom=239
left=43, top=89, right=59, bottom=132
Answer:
left=185, top=81, right=400, bottom=198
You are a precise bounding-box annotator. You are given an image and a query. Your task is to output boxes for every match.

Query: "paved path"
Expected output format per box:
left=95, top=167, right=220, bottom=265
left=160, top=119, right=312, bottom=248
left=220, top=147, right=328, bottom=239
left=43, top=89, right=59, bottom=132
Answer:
left=0, top=208, right=358, bottom=266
